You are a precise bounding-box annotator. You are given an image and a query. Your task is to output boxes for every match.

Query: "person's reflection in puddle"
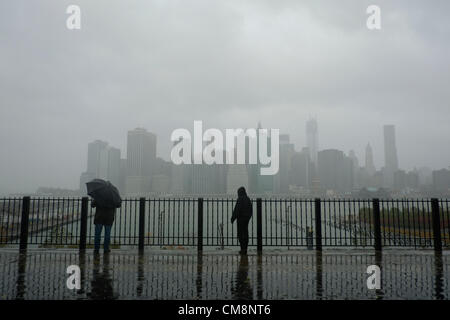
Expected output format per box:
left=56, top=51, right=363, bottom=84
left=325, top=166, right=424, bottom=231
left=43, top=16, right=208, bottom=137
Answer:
left=232, top=254, right=253, bottom=300
left=88, top=253, right=118, bottom=300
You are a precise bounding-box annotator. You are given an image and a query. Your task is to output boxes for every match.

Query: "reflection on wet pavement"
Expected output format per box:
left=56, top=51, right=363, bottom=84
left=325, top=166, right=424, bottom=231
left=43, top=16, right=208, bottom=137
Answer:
left=0, top=249, right=448, bottom=300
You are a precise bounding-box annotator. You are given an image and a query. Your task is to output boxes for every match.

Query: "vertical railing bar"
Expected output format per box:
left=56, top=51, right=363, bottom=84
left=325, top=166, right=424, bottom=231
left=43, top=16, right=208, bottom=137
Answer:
left=79, top=197, right=88, bottom=252
left=197, top=198, right=203, bottom=253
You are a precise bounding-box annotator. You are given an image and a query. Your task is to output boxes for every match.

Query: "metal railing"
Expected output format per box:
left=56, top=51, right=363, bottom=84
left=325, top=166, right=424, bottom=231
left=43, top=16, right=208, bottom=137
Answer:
left=1, top=197, right=449, bottom=252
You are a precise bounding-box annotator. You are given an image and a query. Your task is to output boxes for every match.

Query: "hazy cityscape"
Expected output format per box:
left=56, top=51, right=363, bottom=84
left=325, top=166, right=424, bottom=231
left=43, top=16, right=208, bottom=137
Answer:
left=14, top=118, right=444, bottom=199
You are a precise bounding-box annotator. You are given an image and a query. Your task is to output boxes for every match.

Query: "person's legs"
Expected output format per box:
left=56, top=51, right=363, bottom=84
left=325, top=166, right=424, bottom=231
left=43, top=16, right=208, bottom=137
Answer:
left=104, top=225, right=112, bottom=253
left=94, top=224, right=103, bottom=252
left=237, top=219, right=243, bottom=251
left=237, top=218, right=249, bottom=254
left=241, top=218, right=249, bottom=253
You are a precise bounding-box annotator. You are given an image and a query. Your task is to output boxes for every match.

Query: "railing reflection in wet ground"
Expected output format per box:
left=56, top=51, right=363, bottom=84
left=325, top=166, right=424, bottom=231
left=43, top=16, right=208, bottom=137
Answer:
left=0, top=250, right=448, bottom=300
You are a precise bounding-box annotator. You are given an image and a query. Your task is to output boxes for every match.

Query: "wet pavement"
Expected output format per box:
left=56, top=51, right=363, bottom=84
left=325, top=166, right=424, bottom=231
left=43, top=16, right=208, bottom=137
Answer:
left=0, top=248, right=448, bottom=300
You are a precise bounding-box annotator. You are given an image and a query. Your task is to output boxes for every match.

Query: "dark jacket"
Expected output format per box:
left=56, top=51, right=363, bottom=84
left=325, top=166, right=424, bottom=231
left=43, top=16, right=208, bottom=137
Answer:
left=231, top=187, right=253, bottom=223
left=92, top=200, right=116, bottom=226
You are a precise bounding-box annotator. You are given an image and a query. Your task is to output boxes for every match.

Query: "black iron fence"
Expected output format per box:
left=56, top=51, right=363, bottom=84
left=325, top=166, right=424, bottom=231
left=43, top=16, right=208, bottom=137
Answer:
left=1, top=197, right=449, bottom=252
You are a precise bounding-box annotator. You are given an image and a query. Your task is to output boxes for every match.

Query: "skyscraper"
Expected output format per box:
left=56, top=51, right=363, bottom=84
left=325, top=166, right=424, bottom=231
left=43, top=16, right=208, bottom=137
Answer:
left=86, top=140, right=108, bottom=178
left=79, top=140, right=121, bottom=194
left=290, top=147, right=311, bottom=189
left=365, top=143, right=376, bottom=176
left=274, top=134, right=294, bottom=194
left=306, top=118, right=318, bottom=168
left=256, top=122, right=273, bottom=194
left=107, top=147, right=121, bottom=189
left=383, top=125, right=399, bottom=188
left=170, top=137, right=185, bottom=194
left=227, top=164, right=249, bottom=194
left=318, top=149, right=353, bottom=195
left=125, top=128, right=157, bottom=196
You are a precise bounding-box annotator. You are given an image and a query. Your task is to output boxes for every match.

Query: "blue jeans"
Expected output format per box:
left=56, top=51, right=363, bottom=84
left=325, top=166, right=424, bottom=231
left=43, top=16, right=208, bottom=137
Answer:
left=94, top=224, right=112, bottom=252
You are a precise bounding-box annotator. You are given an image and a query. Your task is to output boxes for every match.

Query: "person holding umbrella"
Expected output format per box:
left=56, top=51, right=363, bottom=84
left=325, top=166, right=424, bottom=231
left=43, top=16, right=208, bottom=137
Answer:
left=86, top=179, right=122, bottom=254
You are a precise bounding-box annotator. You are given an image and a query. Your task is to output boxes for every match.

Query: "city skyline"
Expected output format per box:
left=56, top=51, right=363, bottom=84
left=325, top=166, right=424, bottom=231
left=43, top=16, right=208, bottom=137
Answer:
left=2, top=118, right=450, bottom=196
left=68, top=120, right=449, bottom=198
left=1, top=1, right=450, bottom=194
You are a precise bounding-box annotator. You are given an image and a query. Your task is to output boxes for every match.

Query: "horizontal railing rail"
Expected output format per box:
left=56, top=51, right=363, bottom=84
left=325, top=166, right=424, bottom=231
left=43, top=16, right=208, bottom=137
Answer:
left=1, top=197, right=449, bottom=253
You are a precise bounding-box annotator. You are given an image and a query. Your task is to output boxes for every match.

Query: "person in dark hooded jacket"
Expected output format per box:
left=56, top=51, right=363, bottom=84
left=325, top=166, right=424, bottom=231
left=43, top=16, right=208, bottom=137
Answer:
left=231, top=187, right=253, bottom=255
left=92, top=200, right=116, bottom=254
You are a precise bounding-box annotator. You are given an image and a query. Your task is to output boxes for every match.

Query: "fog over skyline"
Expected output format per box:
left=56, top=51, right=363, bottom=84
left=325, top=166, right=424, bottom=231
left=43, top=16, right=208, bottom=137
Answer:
left=1, top=0, right=449, bottom=195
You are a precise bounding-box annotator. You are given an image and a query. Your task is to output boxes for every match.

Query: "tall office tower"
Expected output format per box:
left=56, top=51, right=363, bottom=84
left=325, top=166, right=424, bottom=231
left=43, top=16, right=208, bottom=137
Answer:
left=256, top=122, right=273, bottom=194
left=212, top=149, right=228, bottom=194
left=365, top=143, right=376, bottom=176
left=190, top=154, right=227, bottom=195
left=125, top=128, right=157, bottom=196
left=348, top=150, right=359, bottom=169
left=86, top=140, right=109, bottom=178
left=227, top=164, right=249, bottom=194
left=192, top=164, right=213, bottom=194
left=170, top=137, right=185, bottom=194
left=306, top=118, right=319, bottom=169
left=432, top=169, right=450, bottom=195
left=118, top=158, right=127, bottom=194
left=79, top=140, right=121, bottom=194
left=383, top=125, right=399, bottom=188
left=274, top=134, right=294, bottom=194
left=107, top=147, right=121, bottom=189
left=290, top=147, right=311, bottom=189
left=318, top=149, right=353, bottom=195
left=348, top=150, right=359, bottom=189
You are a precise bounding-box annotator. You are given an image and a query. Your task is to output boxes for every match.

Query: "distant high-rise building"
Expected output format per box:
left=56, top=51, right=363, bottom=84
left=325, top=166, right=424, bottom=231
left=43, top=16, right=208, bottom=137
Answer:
left=417, top=167, right=433, bottom=186
left=107, top=147, right=121, bottom=188
left=192, top=164, right=213, bottom=194
left=125, top=128, right=157, bottom=196
left=348, top=150, right=359, bottom=170
left=383, top=125, right=399, bottom=188
left=365, top=143, right=376, bottom=176
left=256, top=122, right=273, bottom=194
left=86, top=140, right=109, bottom=178
left=318, top=149, right=353, bottom=194
left=79, top=140, right=121, bottom=194
left=171, top=138, right=185, bottom=194
left=227, top=164, right=249, bottom=195
left=432, top=168, right=450, bottom=195
left=348, top=150, right=359, bottom=189
left=393, top=170, right=407, bottom=191
left=290, top=147, right=311, bottom=189
left=274, top=134, right=294, bottom=194
left=306, top=118, right=318, bottom=168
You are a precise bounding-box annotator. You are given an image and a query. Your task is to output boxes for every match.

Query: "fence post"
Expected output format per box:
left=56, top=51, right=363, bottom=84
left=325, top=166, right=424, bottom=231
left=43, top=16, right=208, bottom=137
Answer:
left=138, top=197, right=146, bottom=252
left=19, top=196, right=30, bottom=252
left=373, top=198, right=382, bottom=252
left=197, top=198, right=203, bottom=253
left=79, top=197, right=88, bottom=252
left=314, top=198, right=322, bottom=251
left=257, top=198, right=262, bottom=254
left=431, top=198, right=442, bottom=252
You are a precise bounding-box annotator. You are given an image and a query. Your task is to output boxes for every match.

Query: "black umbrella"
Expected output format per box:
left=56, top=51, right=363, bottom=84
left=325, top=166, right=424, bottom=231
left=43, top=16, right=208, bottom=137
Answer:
left=86, top=179, right=122, bottom=208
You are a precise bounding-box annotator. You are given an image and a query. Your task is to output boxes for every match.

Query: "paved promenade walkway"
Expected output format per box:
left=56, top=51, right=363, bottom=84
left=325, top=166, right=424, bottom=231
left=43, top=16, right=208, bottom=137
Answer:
left=0, top=248, right=448, bottom=300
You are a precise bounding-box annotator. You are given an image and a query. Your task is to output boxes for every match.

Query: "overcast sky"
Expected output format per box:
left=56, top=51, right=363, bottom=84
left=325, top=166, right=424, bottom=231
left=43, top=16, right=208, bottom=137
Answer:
left=1, top=0, right=449, bottom=194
